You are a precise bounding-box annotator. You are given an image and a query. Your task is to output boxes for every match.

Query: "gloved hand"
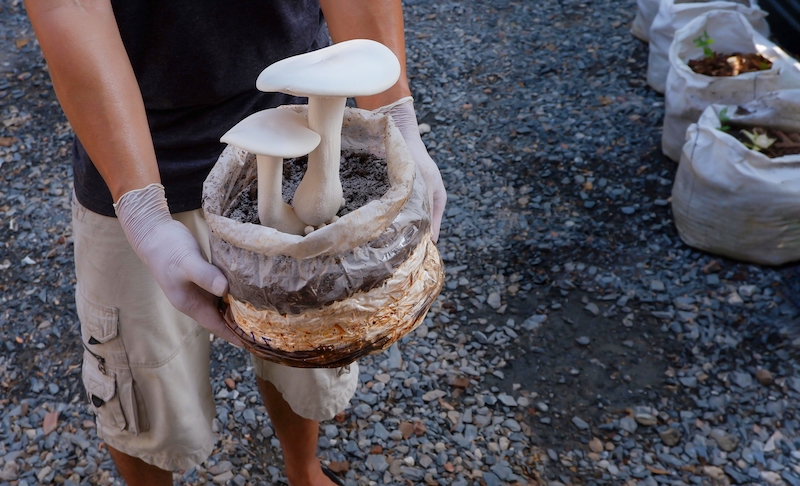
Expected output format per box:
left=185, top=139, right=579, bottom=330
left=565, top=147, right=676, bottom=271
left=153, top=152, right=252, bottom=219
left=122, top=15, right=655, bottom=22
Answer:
left=114, top=183, right=240, bottom=345
left=375, top=97, right=446, bottom=242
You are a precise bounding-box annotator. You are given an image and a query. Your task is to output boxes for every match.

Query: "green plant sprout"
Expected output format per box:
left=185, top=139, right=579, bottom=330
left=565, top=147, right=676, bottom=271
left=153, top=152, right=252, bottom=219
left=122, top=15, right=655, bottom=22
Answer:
left=693, top=30, right=715, bottom=58
left=741, top=128, right=776, bottom=152
left=717, top=107, right=731, bottom=132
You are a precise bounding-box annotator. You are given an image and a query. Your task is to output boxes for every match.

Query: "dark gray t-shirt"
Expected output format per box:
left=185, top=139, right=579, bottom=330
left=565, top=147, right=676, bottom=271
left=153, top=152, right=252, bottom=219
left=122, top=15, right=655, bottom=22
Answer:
left=73, top=0, right=327, bottom=216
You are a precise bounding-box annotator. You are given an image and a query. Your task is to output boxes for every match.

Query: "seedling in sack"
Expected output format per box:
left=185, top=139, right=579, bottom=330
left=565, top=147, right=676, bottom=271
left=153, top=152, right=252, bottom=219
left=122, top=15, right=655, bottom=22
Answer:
left=741, top=128, right=776, bottom=152
left=717, top=107, right=731, bottom=132
left=693, top=30, right=715, bottom=59
left=688, top=30, right=773, bottom=77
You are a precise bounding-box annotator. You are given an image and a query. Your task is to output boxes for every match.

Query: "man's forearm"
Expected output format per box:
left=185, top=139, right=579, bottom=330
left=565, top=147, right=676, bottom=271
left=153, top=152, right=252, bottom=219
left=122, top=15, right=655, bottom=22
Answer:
left=319, top=0, right=412, bottom=110
left=25, top=0, right=159, bottom=202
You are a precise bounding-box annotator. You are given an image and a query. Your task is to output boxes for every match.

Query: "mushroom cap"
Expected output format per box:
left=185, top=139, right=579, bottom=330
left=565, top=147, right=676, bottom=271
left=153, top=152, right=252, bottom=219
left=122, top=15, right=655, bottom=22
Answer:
left=256, top=39, right=401, bottom=98
left=220, top=109, right=320, bottom=158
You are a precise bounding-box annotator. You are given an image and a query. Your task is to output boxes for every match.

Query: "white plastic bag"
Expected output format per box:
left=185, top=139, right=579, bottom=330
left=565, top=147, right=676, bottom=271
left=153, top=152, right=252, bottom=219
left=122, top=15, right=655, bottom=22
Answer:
left=671, top=90, right=800, bottom=266
left=662, top=10, right=800, bottom=161
left=631, top=0, right=661, bottom=42
left=647, top=0, right=768, bottom=93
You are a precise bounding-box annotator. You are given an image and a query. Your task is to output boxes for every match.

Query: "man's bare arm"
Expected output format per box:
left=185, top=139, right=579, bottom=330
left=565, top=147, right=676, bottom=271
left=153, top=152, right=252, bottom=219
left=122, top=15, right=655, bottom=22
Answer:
left=26, top=0, right=239, bottom=344
left=25, top=0, right=159, bottom=202
left=319, top=0, right=447, bottom=241
left=319, top=0, right=411, bottom=110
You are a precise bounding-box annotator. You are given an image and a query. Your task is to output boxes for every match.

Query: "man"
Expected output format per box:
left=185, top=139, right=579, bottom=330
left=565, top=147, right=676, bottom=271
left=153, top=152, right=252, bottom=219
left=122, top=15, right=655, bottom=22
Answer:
left=24, top=1, right=446, bottom=485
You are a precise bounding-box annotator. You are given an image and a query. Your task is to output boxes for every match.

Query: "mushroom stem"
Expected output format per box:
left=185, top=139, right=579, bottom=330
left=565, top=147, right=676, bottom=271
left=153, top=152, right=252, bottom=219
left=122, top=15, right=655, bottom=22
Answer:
left=256, top=154, right=306, bottom=235
left=292, top=96, right=347, bottom=226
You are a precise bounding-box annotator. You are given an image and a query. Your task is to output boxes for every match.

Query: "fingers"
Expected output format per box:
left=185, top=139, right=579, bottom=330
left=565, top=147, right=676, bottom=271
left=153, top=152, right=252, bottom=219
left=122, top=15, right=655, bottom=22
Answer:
left=430, top=189, right=446, bottom=243
left=182, top=252, right=229, bottom=297
left=186, top=294, right=242, bottom=346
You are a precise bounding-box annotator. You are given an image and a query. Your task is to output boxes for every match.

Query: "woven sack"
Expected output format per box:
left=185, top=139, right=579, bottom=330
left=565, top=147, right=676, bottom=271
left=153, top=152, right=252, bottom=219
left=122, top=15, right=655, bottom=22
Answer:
left=672, top=90, right=800, bottom=265
left=661, top=10, right=800, bottom=161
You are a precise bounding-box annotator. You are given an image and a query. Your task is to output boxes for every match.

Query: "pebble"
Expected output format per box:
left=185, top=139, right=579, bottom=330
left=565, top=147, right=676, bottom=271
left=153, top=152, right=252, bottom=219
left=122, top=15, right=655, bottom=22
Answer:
left=633, top=406, right=658, bottom=426
left=660, top=427, right=682, bottom=446
left=710, top=429, right=740, bottom=452
left=756, top=368, right=774, bottom=386
left=572, top=416, right=590, bottom=430
left=620, top=416, right=638, bottom=434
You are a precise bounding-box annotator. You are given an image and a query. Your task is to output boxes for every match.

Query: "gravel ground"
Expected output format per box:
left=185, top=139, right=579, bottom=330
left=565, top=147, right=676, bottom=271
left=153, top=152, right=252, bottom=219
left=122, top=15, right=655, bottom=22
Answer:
left=2, top=0, right=800, bottom=485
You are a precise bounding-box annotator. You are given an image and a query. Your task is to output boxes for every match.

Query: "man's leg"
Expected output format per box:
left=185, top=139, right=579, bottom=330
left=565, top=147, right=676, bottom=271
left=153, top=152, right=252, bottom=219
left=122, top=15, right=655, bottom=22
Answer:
left=256, top=377, right=338, bottom=486
left=107, top=446, right=172, bottom=486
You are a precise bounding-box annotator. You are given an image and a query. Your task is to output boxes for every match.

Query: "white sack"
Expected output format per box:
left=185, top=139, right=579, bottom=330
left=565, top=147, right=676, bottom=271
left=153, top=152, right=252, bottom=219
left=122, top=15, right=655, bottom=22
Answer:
left=662, top=10, right=800, bottom=161
left=647, top=0, right=768, bottom=93
left=631, top=0, right=661, bottom=41
left=671, top=90, right=800, bottom=266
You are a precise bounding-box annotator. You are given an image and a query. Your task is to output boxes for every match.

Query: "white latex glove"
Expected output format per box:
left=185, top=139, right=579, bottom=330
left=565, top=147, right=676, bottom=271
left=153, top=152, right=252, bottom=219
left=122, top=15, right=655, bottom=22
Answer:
left=114, top=183, right=240, bottom=345
left=375, top=97, right=446, bottom=242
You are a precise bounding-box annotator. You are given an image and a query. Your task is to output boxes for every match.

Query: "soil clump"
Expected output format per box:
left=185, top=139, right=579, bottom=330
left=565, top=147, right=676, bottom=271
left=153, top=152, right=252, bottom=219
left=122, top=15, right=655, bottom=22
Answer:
left=689, top=52, right=772, bottom=76
left=224, top=150, right=390, bottom=226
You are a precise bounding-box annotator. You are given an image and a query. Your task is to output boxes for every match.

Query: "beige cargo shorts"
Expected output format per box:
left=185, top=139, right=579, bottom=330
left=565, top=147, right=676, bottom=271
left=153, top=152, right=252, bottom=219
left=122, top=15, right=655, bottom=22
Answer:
left=72, top=196, right=358, bottom=471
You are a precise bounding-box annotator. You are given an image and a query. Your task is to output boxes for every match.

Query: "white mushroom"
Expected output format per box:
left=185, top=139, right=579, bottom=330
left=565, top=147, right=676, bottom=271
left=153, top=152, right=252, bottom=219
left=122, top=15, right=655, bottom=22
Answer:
left=220, top=109, right=320, bottom=235
left=256, top=39, right=401, bottom=227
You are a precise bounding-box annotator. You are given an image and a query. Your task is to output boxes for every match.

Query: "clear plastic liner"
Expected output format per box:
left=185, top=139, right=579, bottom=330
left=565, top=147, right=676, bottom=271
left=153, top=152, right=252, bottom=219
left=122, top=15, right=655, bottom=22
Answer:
left=202, top=106, right=435, bottom=314
left=224, top=234, right=444, bottom=368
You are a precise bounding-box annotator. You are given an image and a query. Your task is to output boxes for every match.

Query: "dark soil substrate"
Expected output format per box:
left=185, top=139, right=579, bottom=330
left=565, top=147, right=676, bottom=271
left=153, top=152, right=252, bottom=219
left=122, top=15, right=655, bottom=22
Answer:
left=727, top=125, right=800, bottom=157
left=688, top=52, right=772, bottom=76
left=224, top=150, right=390, bottom=225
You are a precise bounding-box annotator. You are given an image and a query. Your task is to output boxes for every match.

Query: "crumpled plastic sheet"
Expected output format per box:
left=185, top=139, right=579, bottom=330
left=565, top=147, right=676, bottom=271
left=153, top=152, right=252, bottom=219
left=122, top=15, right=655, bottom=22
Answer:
left=202, top=106, right=433, bottom=314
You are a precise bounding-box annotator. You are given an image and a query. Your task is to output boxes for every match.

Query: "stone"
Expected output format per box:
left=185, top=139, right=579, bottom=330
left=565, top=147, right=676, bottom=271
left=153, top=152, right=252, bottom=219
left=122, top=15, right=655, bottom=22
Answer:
left=585, top=302, right=600, bottom=316
left=620, top=416, right=638, bottom=433
left=660, top=427, right=682, bottom=446
left=633, top=406, right=658, bottom=426
left=732, top=372, right=753, bottom=389
left=399, top=422, right=414, bottom=439
left=212, top=471, right=234, bottom=484
left=710, top=429, right=739, bottom=452
left=497, top=393, right=517, bottom=407
left=572, top=416, right=590, bottom=430
left=387, top=344, right=403, bottom=370
left=42, top=411, right=58, bottom=435
left=421, top=390, right=446, bottom=402
left=366, top=454, right=389, bottom=472
left=755, top=369, right=773, bottom=386
left=702, top=466, right=727, bottom=483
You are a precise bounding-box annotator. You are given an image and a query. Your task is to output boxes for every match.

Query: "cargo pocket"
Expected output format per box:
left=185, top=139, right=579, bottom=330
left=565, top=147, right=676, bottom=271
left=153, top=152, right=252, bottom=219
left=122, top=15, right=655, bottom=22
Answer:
left=77, top=285, right=150, bottom=434
left=82, top=351, right=128, bottom=431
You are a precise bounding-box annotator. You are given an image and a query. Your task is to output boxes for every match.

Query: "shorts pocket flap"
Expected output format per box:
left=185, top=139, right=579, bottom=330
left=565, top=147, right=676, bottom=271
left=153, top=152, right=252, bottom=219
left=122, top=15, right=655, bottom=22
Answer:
left=82, top=352, right=127, bottom=430
left=77, top=284, right=120, bottom=344
left=84, top=365, right=116, bottom=404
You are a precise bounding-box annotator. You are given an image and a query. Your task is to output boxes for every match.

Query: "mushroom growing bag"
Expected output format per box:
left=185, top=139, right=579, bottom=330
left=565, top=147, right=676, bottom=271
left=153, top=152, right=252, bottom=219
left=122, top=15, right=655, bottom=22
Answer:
left=203, top=106, right=444, bottom=368
left=671, top=91, right=800, bottom=266
left=646, top=0, right=769, bottom=94
left=661, top=10, right=800, bottom=162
